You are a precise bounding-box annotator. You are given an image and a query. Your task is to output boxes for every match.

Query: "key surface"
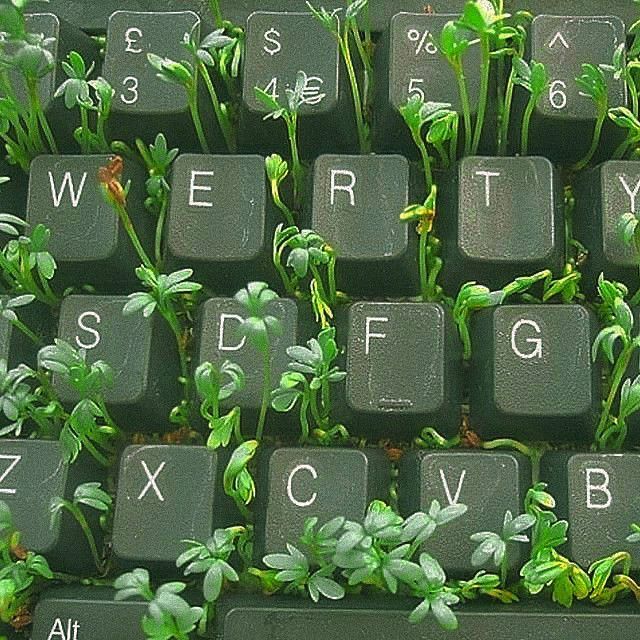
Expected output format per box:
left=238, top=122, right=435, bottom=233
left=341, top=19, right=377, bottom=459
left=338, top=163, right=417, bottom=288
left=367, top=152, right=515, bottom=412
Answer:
left=55, top=295, right=180, bottom=430
left=166, top=154, right=276, bottom=293
left=439, top=156, right=564, bottom=291
left=523, top=15, right=626, bottom=162
left=219, top=596, right=640, bottom=639
left=194, top=297, right=298, bottom=415
left=255, top=447, right=390, bottom=557
left=573, top=161, right=640, bottom=292
left=310, top=154, right=415, bottom=295
left=470, top=305, right=599, bottom=441
left=31, top=587, right=147, bottom=640
left=399, top=450, right=530, bottom=576
left=112, top=445, right=231, bottom=566
left=345, top=301, right=461, bottom=436
left=27, top=155, right=151, bottom=291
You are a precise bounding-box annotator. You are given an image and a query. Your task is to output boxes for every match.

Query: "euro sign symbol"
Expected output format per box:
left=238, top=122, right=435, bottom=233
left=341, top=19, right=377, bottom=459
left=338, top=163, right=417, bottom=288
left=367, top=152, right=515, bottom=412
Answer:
left=263, top=28, right=282, bottom=56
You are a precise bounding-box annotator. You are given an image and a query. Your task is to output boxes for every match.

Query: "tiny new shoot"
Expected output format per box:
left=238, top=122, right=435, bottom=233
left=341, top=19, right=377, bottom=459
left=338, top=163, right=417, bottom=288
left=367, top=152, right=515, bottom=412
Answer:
left=255, top=70, right=320, bottom=211
left=223, top=439, right=258, bottom=521
left=306, top=0, right=371, bottom=153
left=234, top=282, right=282, bottom=440
left=265, top=154, right=295, bottom=226
left=609, top=106, right=640, bottom=160
left=271, top=326, right=348, bottom=444
left=512, top=58, right=548, bottom=156
left=49, top=482, right=112, bottom=574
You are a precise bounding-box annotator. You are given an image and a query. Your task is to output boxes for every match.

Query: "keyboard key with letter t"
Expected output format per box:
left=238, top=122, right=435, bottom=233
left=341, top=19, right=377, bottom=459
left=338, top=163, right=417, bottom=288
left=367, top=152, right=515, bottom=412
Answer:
left=255, top=447, right=390, bottom=557
left=470, top=305, right=599, bottom=441
left=241, top=12, right=357, bottom=155
left=310, top=154, right=415, bottom=296
left=523, top=15, right=626, bottom=162
left=345, top=302, right=461, bottom=437
left=54, top=295, right=180, bottom=430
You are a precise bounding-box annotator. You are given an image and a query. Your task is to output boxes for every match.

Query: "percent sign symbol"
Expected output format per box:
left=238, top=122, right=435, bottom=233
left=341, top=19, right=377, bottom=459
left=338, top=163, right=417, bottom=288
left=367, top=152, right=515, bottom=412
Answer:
left=408, top=29, right=437, bottom=55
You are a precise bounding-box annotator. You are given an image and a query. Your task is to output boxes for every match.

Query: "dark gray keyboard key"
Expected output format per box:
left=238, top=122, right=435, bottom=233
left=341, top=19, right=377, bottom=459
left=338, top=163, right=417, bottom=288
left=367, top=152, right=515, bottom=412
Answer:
left=399, top=451, right=530, bottom=576
left=524, top=15, right=626, bottom=162
left=31, top=587, right=147, bottom=640
left=166, top=155, right=276, bottom=293
left=195, top=297, right=297, bottom=414
left=439, top=156, right=564, bottom=291
left=514, top=1, right=639, bottom=28
left=27, top=155, right=151, bottom=291
left=240, top=12, right=356, bottom=156
left=310, top=154, right=414, bottom=296
left=219, top=596, right=640, bottom=639
left=470, top=305, right=599, bottom=441
left=544, top=453, right=640, bottom=569
left=103, top=11, right=213, bottom=150
left=0, top=440, right=101, bottom=572
left=55, top=295, right=180, bottom=429
left=374, top=13, right=480, bottom=153
left=574, top=161, right=640, bottom=292
left=346, top=302, right=461, bottom=437
left=255, top=447, right=390, bottom=556
left=112, top=445, right=231, bottom=566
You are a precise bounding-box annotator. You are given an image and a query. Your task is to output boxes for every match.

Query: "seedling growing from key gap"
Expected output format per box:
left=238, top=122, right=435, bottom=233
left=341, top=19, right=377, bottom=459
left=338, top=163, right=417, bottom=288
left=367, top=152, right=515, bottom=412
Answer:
left=49, top=482, right=112, bottom=574
left=572, top=64, right=610, bottom=172
left=265, top=154, right=295, bottom=226
left=399, top=98, right=458, bottom=191
left=55, top=51, right=115, bottom=154
left=512, top=58, right=548, bottom=156
left=223, top=439, right=258, bottom=521
left=234, top=282, right=282, bottom=440
left=271, top=326, right=348, bottom=444
left=135, top=134, right=179, bottom=268
left=520, top=482, right=591, bottom=607
left=0, top=0, right=59, bottom=168
left=114, top=568, right=203, bottom=640
left=195, top=360, right=245, bottom=448
left=255, top=70, right=320, bottom=211
left=306, top=0, right=372, bottom=153
left=591, top=276, right=640, bottom=450
left=0, top=500, right=54, bottom=630
left=38, top=339, right=122, bottom=466
left=400, top=185, right=444, bottom=302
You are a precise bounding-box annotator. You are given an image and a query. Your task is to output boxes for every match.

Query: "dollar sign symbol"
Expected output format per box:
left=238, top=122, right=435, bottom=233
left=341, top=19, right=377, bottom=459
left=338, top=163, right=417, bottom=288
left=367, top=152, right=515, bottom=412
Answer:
left=263, top=28, right=282, bottom=56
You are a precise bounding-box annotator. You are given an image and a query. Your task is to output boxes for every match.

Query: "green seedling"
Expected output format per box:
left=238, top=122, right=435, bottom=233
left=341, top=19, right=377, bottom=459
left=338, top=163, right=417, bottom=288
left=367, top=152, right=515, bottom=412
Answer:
left=306, top=0, right=371, bottom=153
left=114, top=568, right=203, bottom=640
left=135, top=134, right=179, bottom=268
left=609, top=106, right=640, bottom=159
left=572, top=64, right=609, bottom=172
left=470, top=510, right=535, bottom=587
left=455, top=1, right=510, bottom=155
left=0, top=214, right=58, bottom=307
left=271, top=326, right=347, bottom=444
left=182, top=28, right=237, bottom=152
left=591, top=276, right=640, bottom=450
left=49, top=482, right=112, bottom=574
left=589, top=551, right=634, bottom=605
left=223, top=440, right=258, bottom=521
left=399, top=97, right=457, bottom=192
left=0, top=294, right=41, bottom=346
left=195, top=360, right=245, bottom=448
left=520, top=483, right=591, bottom=607
left=512, top=58, right=548, bottom=155
left=234, top=282, right=282, bottom=440
left=619, top=206, right=640, bottom=302
left=272, top=225, right=337, bottom=327
left=265, top=154, right=295, bottom=226
left=255, top=70, right=317, bottom=211
left=400, top=184, right=443, bottom=302
left=55, top=51, right=114, bottom=154
left=38, top=339, right=121, bottom=466
left=0, top=501, right=54, bottom=630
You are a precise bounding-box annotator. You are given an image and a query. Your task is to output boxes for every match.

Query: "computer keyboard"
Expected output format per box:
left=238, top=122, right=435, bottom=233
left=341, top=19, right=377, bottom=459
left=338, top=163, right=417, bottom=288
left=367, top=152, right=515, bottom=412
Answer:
left=2, top=0, right=640, bottom=638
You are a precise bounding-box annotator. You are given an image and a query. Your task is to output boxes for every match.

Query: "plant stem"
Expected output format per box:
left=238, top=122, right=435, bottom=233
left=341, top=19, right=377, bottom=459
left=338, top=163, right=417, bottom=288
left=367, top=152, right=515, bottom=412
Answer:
left=411, top=128, right=433, bottom=192
left=613, top=137, right=632, bottom=160
left=520, top=94, right=537, bottom=155
left=327, top=255, right=337, bottom=305
left=161, top=303, right=192, bottom=409
left=59, top=501, right=103, bottom=572
left=572, top=108, right=606, bottom=173
left=208, top=0, right=224, bottom=28
left=350, top=21, right=373, bottom=128
left=285, top=113, right=303, bottom=211
left=27, top=78, right=58, bottom=154
left=198, top=61, right=236, bottom=152
left=310, top=262, right=330, bottom=307
left=594, top=343, right=635, bottom=449
left=449, top=116, right=459, bottom=166
left=433, top=141, right=449, bottom=168
left=454, top=60, right=473, bottom=156
left=96, top=112, right=109, bottom=152
left=500, top=554, right=508, bottom=588
left=498, top=65, right=517, bottom=155
left=79, top=107, right=90, bottom=154
left=299, top=393, right=310, bottom=443
left=154, top=191, right=168, bottom=268
left=274, top=248, right=295, bottom=295
left=10, top=318, right=43, bottom=346
left=472, top=36, right=491, bottom=155
left=256, top=345, right=271, bottom=441
left=188, top=87, right=210, bottom=154
left=419, top=230, right=429, bottom=301
left=339, top=32, right=369, bottom=154
left=111, top=200, right=155, bottom=271
left=271, top=182, right=295, bottom=226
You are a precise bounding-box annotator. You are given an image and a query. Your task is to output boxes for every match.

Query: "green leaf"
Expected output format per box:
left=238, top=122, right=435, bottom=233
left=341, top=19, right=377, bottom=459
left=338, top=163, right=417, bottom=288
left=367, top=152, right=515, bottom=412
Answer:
left=73, top=481, right=112, bottom=512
